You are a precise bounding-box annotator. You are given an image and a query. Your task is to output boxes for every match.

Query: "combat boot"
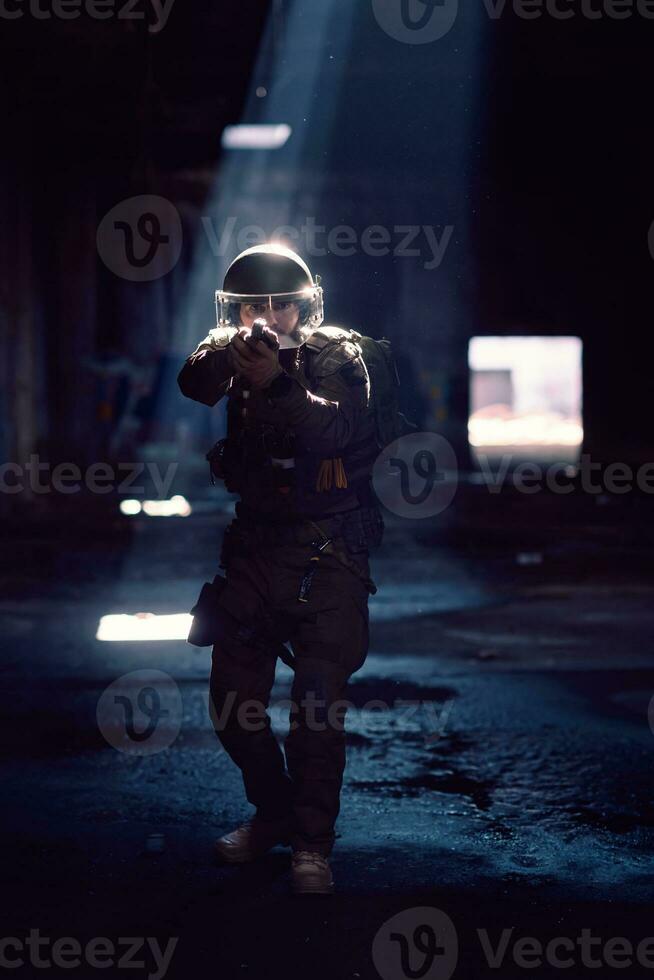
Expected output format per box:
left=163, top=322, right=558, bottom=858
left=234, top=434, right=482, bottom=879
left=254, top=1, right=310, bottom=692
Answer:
left=290, top=850, right=335, bottom=895
left=214, top=815, right=291, bottom=864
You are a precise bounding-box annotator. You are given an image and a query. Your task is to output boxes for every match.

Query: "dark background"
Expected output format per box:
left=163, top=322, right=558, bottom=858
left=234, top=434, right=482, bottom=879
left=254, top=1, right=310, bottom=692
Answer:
left=2, top=0, right=653, bottom=488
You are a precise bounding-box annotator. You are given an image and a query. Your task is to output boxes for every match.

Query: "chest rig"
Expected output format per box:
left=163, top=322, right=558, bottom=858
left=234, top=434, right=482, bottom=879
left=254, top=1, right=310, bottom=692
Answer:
left=233, top=344, right=305, bottom=495
left=206, top=327, right=373, bottom=500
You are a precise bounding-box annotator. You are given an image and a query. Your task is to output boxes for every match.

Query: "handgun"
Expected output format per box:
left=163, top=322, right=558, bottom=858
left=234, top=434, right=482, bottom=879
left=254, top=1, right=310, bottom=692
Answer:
left=249, top=317, right=266, bottom=343
left=246, top=317, right=279, bottom=350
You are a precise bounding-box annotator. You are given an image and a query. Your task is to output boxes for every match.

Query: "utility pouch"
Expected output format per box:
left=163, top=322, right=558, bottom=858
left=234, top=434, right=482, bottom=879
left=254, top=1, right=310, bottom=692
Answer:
left=187, top=573, right=228, bottom=647
left=206, top=438, right=243, bottom=492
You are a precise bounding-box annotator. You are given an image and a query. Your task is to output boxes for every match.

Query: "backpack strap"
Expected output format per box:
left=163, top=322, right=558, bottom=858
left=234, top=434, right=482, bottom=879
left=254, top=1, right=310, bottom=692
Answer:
left=301, top=326, right=371, bottom=494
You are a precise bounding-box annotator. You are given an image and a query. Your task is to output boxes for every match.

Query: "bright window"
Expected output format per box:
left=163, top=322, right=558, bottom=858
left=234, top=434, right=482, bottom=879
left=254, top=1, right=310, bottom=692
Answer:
left=468, top=336, right=583, bottom=464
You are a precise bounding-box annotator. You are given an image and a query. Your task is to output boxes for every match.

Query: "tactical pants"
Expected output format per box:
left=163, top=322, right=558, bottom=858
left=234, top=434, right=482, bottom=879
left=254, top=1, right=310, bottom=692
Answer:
left=208, top=519, right=371, bottom=857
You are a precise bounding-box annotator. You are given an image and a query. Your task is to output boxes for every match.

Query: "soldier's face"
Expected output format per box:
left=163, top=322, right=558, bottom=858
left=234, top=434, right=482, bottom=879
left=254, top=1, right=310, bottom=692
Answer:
left=239, top=299, right=300, bottom=336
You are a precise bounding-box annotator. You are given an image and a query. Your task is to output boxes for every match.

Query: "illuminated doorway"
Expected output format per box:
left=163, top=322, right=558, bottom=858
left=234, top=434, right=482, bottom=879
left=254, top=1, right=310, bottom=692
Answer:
left=468, top=336, right=583, bottom=466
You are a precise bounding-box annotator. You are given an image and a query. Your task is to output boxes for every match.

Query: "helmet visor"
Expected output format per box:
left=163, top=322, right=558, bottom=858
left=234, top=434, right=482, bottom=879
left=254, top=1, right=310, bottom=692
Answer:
left=215, top=284, right=324, bottom=330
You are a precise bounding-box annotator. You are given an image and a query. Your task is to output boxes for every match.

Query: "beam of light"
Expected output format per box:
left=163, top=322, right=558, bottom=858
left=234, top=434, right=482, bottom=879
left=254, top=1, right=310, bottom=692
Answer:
left=221, top=124, right=292, bottom=150
left=96, top=613, right=193, bottom=642
left=176, top=0, right=357, bottom=354
left=119, top=496, right=192, bottom=517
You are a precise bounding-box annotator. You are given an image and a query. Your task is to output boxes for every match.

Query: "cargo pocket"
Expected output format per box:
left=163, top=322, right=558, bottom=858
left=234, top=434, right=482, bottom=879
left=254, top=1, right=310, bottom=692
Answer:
left=290, top=573, right=370, bottom=675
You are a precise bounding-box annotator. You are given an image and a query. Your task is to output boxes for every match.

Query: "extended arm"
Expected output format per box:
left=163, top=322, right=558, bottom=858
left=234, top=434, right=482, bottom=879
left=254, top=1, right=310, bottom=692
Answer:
left=263, top=344, right=370, bottom=456
left=177, top=328, right=237, bottom=407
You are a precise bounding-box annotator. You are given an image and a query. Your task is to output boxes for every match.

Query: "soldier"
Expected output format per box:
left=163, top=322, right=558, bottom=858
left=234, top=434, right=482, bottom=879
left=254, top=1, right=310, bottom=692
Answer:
left=177, top=244, right=384, bottom=895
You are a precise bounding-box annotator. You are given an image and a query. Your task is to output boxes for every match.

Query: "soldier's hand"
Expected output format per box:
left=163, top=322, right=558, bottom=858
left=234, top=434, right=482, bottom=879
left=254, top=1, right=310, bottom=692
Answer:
left=244, top=324, right=280, bottom=352
left=225, top=341, right=239, bottom=376
left=231, top=328, right=283, bottom=389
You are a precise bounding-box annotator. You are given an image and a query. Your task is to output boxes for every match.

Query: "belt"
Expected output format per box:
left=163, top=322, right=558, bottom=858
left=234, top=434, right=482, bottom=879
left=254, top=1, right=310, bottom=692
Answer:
left=231, top=504, right=378, bottom=594
left=234, top=503, right=355, bottom=546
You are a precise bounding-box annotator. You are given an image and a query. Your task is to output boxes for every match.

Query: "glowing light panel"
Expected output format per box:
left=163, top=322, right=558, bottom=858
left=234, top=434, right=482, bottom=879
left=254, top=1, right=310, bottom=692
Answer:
left=96, top=613, right=193, bottom=641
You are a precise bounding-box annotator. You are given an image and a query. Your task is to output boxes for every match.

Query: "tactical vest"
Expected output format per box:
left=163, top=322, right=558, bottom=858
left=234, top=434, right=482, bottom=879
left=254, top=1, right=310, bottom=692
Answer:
left=207, top=325, right=412, bottom=511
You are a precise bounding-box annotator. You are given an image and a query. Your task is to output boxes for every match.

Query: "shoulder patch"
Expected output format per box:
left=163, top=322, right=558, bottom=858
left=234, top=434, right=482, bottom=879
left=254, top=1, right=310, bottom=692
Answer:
left=188, top=325, right=237, bottom=363
left=207, top=325, right=237, bottom=349
left=305, top=325, right=353, bottom=353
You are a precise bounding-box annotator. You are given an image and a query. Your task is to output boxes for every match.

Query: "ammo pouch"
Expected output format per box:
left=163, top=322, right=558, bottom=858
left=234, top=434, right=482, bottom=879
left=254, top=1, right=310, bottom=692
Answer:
left=206, top=438, right=245, bottom=492
left=187, top=573, right=228, bottom=647
left=207, top=433, right=288, bottom=494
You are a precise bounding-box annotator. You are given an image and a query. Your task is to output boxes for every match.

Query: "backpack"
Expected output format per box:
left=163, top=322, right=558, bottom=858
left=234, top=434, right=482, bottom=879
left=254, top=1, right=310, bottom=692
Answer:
left=351, top=331, right=418, bottom=449
left=305, top=325, right=418, bottom=451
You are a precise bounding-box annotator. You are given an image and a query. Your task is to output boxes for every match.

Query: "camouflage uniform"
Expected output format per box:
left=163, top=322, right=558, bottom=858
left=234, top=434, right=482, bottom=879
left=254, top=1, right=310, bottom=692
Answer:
left=178, top=325, right=383, bottom=856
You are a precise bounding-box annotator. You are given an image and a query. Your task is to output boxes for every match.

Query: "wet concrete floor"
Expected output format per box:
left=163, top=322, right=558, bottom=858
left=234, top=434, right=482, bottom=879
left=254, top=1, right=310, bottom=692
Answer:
left=2, top=494, right=654, bottom=979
